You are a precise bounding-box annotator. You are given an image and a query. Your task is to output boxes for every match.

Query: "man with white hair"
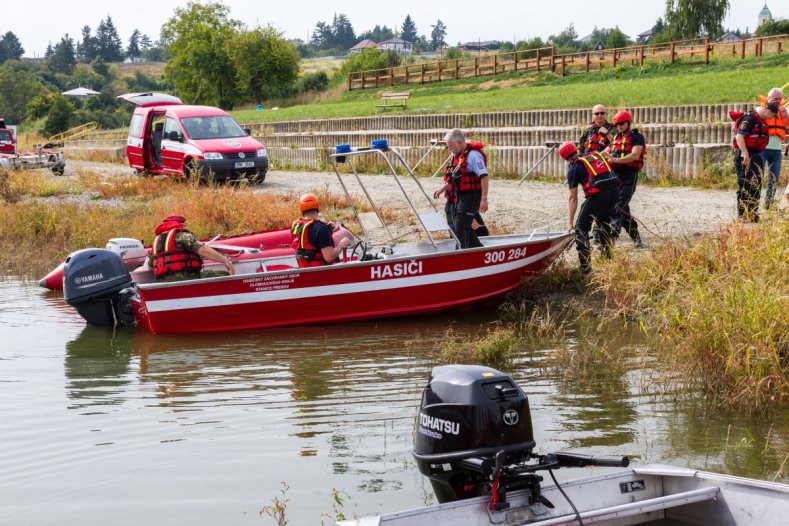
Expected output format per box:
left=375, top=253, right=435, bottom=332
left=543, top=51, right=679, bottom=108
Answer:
left=435, top=128, right=489, bottom=249
left=761, top=87, right=787, bottom=209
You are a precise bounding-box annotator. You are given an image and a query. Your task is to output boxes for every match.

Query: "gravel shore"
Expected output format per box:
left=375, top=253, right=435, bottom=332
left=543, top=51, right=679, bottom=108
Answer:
left=71, top=160, right=752, bottom=242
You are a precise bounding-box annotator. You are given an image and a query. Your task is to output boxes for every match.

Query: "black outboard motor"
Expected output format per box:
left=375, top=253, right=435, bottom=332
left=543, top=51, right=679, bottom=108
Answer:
left=63, top=249, right=133, bottom=326
left=413, top=365, right=535, bottom=503
left=413, top=365, right=630, bottom=514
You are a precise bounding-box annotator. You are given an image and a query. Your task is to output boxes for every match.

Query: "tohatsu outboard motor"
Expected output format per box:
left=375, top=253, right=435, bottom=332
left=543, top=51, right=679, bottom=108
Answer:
left=63, top=248, right=135, bottom=327
left=413, top=365, right=629, bottom=516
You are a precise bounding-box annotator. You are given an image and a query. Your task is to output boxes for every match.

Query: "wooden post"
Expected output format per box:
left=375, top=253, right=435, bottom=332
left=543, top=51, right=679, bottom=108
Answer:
left=536, top=48, right=541, bottom=72
left=514, top=51, right=519, bottom=72
left=474, top=57, right=479, bottom=77
left=375, top=72, right=380, bottom=88
left=437, top=61, right=442, bottom=82
left=361, top=71, right=366, bottom=89
left=740, top=40, right=745, bottom=59
left=612, top=49, right=618, bottom=68
left=561, top=55, right=566, bottom=76
left=640, top=45, right=645, bottom=66
left=348, top=73, right=352, bottom=91
left=704, top=38, right=709, bottom=65
left=670, top=42, right=675, bottom=64
left=585, top=52, right=590, bottom=72
left=757, top=38, right=763, bottom=57
left=493, top=54, right=498, bottom=74
left=550, top=47, right=556, bottom=72
left=404, top=66, right=409, bottom=85
left=455, top=59, right=459, bottom=79
left=420, top=64, right=425, bottom=84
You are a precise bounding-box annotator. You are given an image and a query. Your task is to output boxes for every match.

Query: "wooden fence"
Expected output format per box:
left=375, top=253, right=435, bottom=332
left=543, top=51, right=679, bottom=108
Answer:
left=348, top=34, right=789, bottom=90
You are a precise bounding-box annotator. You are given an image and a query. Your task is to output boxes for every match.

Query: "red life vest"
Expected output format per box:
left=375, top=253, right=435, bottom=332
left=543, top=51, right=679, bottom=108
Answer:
left=150, top=227, right=202, bottom=279
left=582, top=123, right=611, bottom=153
left=575, top=152, right=619, bottom=197
left=447, top=142, right=486, bottom=193
left=291, top=218, right=327, bottom=267
left=610, top=128, right=645, bottom=170
left=731, top=110, right=770, bottom=152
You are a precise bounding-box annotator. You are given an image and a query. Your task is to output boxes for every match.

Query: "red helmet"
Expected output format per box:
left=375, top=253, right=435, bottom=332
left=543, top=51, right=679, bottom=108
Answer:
left=612, top=110, right=632, bottom=125
left=558, top=141, right=577, bottom=160
left=163, top=215, right=186, bottom=224
left=299, top=193, right=320, bottom=214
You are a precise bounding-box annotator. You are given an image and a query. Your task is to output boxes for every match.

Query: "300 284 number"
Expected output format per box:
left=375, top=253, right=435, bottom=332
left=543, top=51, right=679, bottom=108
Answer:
left=484, top=247, right=528, bottom=265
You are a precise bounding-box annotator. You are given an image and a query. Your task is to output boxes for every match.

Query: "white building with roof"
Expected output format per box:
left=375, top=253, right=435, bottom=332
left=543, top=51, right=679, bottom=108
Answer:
left=62, top=87, right=100, bottom=100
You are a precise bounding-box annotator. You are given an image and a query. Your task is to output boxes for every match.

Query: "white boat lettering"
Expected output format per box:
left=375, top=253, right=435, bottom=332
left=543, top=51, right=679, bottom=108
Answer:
left=419, top=413, right=460, bottom=435
left=75, top=273, right=104, bottom=285
left=484, top=247, right=528, bottom=265
left=370, top=260, right=423, bottom=280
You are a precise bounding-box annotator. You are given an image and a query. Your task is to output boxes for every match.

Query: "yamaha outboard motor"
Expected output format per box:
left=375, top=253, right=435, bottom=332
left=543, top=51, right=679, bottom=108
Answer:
left=63, top=249, right=134, bottom=327
left=413, top=365, right=535, bottom=503
left=414, top=364, right=629, bottom=514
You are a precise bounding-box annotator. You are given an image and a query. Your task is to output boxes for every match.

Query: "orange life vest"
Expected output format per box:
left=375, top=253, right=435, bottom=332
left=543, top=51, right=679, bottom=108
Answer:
left=582, top=123, right=612, bottom=153
left=610, top=128, right=645, bottom=171
left=447, top=142, right=486, bottom=193
left=291, top=218, right=327, bottom=267
left=575, top=152, right=619, bottom=197
left=150, top=227, right=202, bottom=279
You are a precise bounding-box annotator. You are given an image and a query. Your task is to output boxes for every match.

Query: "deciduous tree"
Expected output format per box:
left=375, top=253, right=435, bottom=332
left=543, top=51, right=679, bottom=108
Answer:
left=161, top=1, right=241, bottom=108
left=664, top=0, right=730, bottom=39
left=430, top=20, right=447, bottom=49
left=226, top=26, right=300, bottom=104
left=0, top=61, right=46, bottom=122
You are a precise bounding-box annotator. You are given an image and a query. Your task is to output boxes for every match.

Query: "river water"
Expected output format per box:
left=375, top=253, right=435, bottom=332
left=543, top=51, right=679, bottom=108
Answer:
left=1, top=277, right=786, bottom=525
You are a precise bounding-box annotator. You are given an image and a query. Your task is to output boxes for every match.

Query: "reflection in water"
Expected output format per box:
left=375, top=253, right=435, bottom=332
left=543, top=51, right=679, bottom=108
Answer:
left=64, top=327, right=134, bottom=408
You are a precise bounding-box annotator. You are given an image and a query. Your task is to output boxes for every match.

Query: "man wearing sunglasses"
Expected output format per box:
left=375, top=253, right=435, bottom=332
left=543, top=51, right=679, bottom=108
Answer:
left=578, top=104, right=613, bottom=155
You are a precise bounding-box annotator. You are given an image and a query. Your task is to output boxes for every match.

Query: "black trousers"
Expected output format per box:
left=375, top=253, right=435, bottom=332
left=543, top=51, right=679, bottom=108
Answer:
left=453, top=192, right=483, bottom=249
left=445, top=200, right=488, bottom=236
left=734, top=152, right=764, bottom=222
left=575, top=187, right=618, bottom=272
left=613, top=175, right=641, bottom=243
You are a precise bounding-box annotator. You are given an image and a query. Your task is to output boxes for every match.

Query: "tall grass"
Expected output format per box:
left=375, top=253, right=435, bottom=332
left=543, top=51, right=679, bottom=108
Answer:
left=594, top=218, right=789, bottom=413
left=0, top=168, right=360, bottom=278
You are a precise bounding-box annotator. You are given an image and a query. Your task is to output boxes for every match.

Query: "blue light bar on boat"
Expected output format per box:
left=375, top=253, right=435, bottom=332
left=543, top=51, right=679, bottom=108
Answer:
left=335, top=144, right=351, bottom=154
left=371, top=139, right=388, bottom=151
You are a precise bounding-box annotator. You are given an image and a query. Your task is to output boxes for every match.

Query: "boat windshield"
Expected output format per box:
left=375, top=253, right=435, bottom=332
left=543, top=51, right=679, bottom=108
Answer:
left=181, top=116, right=246, bottom=140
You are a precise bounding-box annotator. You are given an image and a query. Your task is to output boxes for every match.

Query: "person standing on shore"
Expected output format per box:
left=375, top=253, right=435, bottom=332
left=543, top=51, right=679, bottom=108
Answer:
left=733, top=103, right=776, bottom=222
left=760, top=88, right=788, bottom=210
left=603, top=110, right=645, bottom=247
left=578, top=104, right=613, bottom=154
left=559, top=142, right=620, bottom=273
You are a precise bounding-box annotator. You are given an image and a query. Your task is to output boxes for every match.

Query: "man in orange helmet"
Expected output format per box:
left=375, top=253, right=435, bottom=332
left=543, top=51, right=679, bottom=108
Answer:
left=291, top=193, right=351, bottom=267
left=603, top=110, right=646, bottom=247
left=149, top=215, right=235, bottom=282
left=559, top=142, right=620, bottom=273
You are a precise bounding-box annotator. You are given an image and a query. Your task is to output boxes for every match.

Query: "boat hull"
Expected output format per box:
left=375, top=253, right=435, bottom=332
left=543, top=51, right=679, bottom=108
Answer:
left=131, top=233, right=572, bottom=334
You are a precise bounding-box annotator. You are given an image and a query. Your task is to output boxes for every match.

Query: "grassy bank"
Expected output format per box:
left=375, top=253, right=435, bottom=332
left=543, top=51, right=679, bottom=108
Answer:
left=233, top=54, right=789, bottom=123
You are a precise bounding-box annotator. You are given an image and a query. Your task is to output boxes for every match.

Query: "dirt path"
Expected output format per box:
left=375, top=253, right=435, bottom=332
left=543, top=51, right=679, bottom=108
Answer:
left=71, top=161, right=747, bottom=242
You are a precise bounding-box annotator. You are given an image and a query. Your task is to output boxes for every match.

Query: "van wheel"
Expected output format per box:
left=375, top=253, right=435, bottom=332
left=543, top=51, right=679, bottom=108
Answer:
left=250, top=171, right=266, bottom=185
left=183, top=159, right=203, bottom=184
left=134, top=169, right=150, bottom=177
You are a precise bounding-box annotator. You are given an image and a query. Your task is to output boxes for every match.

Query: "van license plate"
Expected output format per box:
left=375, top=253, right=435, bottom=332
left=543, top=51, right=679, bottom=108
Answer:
left=234, top=161, right=254, bottom=168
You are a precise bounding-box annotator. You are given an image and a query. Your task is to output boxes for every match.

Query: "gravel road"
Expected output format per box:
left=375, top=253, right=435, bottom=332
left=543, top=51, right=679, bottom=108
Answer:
left=70, top=160, right=750, bottom=242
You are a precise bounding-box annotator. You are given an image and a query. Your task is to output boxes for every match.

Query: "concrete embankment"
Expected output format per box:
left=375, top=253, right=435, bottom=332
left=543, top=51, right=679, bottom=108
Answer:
left=65, top=103, right=750, bottom=179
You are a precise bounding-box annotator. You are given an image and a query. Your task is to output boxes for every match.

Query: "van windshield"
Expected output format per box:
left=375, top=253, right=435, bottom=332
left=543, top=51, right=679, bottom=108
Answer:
left=181, top=116, right=246, bottom=140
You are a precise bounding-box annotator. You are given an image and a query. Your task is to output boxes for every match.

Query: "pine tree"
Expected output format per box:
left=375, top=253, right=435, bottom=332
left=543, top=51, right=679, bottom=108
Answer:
left=48, top=35, right=77, bottom=74
left=0, top=32, right=25, bottom=63
left=127, top=29, right=142, bottom=58
left=96, top=15, right=124, bottom=62
left=401, top=15, right=417, bottom=43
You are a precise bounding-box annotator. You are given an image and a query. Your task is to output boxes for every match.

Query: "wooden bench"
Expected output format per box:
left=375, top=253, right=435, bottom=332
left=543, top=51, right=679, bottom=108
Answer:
left=376, top=92, right=410, bottom=110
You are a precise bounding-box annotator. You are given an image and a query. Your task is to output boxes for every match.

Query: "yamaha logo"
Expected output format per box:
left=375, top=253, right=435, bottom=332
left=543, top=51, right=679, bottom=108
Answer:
left=503, top=409, right=519, bottom=426
left=239, top=152, right=245, bottom=158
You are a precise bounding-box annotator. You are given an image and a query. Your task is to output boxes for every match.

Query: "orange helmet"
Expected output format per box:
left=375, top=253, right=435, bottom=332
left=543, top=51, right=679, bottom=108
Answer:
left=299, top=193, right=320, bottom=213
left=558, top=141, right=577, bottom=160
left=613, top=110, right=632, bottom=125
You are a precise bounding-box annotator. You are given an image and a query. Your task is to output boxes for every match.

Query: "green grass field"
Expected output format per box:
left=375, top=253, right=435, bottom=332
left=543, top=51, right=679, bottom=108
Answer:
left=232, top=54, right=789, bottom=123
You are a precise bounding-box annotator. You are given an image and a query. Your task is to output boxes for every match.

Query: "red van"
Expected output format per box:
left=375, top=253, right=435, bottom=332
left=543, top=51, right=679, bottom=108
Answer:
left=118, top=93, right=268, bottom=183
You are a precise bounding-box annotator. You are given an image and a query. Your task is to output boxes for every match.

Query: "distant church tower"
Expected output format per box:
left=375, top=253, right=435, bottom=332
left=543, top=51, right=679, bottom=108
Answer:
left=758, top=3, right=772, bottom=28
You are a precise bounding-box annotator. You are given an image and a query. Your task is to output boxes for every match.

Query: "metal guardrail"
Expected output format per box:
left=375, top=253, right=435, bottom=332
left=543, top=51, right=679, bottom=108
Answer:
left=47, top=122, right=98, bottom=145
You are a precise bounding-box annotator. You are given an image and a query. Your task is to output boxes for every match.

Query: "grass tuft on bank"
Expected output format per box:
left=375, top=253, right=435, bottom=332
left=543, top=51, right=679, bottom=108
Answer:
left=594, top=217, right=789, bottom=413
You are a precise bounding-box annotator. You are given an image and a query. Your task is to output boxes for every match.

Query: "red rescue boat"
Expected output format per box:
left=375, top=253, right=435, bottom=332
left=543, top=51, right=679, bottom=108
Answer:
left=60, top=144, right=571, bottom=333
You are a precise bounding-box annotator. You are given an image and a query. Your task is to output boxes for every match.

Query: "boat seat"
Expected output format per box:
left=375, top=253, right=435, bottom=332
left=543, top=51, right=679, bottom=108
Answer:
left=524, top=486, right=720, bottom=526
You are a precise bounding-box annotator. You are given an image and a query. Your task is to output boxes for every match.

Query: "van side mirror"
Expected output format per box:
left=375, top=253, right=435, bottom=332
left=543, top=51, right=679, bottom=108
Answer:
left=244, top=128, right=252, bottom=136
left=167, top=131, right=181, bottom=142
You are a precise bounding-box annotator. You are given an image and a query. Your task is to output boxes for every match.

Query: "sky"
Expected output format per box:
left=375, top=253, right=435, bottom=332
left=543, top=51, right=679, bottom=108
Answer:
left=2, top=0, right=784, bottom=57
